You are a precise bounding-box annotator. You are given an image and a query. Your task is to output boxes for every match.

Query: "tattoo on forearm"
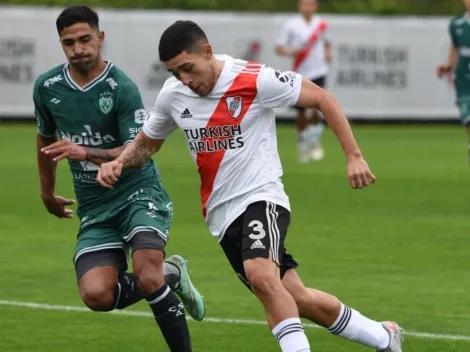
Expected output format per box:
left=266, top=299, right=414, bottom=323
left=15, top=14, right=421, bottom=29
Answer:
left=124, top=138, right=154, bottom=168
left=85, top=146, right=126, bottom=164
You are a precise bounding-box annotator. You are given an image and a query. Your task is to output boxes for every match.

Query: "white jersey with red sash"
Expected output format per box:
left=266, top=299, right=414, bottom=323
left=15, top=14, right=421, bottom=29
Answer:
left=143, top=54, right=302, bottom=241
left=276, top=15, right=329, bottom=80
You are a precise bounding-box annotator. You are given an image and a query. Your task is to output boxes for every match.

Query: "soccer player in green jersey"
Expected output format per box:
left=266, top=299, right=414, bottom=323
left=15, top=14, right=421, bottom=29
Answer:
left=34, top=6, right=204, bottom=351
left=437, top=0, right=470, bottom=162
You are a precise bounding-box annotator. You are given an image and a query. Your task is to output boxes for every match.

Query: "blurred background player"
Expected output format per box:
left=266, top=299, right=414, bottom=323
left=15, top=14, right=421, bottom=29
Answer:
left=275, top=0, right=332, bottom=163
left=437, top=0, right=470, bottom=163
left=35, top=6, right=205, bottom=351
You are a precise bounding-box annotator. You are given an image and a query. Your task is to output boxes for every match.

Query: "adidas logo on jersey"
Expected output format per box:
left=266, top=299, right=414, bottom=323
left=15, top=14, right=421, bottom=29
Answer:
left=181, top=108, right=192, bottom=119
left=250, top=239, right=265, bottom=250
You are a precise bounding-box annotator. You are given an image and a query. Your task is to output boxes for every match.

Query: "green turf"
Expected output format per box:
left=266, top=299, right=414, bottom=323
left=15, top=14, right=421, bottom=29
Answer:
left=0, top=123, right=469, bottom=351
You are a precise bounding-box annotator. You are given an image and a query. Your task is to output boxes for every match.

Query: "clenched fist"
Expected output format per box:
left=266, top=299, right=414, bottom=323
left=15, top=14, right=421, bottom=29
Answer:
left=97, top=160, right=124, bottom=189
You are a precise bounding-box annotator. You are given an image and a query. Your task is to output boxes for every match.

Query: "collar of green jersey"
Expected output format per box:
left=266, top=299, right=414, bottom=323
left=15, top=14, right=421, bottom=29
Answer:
left=63, top=61, right=113, bottom=92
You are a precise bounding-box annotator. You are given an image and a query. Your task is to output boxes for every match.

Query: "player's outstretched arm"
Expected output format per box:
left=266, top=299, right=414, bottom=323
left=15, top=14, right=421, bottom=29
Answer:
left=37, top=133, right=58, bottom=199
left=296, top=78, right=376, bottom=189
left=437, top=45, right=458, bottom=78
left=274, top=22, right=301, bottom=57
left=275, top=44, right=301, bottom=58
left=97, top=131, right=164, bottom=189
left=117, top=131, right=164, bottom=168
left=84, top=146, right=126, bottom=165
left=41, top=138, right=127, bottom=165
left=437, top=21, right=459, bottom=79
left=37, top=133, right=75, bottom=218
left=296, top=78, right=360, bottom=157
left=49, top=141, right=127, bottom=165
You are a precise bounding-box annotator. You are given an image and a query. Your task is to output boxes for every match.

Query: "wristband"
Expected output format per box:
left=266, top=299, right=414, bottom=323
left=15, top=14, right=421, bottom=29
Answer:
left=84, top=148, right=88, bottom=161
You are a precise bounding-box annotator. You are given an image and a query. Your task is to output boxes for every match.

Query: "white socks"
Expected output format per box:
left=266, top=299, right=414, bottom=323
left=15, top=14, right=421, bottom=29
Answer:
left=308, top=123, right=324, bottom=146
left=272, top=318, right=311, bottom=352
left=298, top=123, right=325, bottom=163
left=328, top=304, right=390, bottom=350
left=298, top=129, right=311, bottom=158
left=298, top=124, right=324, bottom=147
left=270, top=305, right=391, bottom=352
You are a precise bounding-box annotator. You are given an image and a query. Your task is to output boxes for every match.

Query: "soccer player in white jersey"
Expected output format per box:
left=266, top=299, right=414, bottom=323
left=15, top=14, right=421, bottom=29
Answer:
left=275, top=0, right=332, bottom=163
left=97, top=20, right=404, bottom=352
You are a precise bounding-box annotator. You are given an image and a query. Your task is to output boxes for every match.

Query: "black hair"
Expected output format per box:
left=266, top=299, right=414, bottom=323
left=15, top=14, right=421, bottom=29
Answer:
left=159, top=20, right=209, bottom=62
left=56, top=5, right=99, bottom=34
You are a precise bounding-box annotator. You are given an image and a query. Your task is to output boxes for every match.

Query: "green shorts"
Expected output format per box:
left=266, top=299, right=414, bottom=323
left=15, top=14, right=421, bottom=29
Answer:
left=73, top=183, right=173, bottom=265
left=454, top=77, right=470, bottom=125
left=458, top=101, right=470, bottom=126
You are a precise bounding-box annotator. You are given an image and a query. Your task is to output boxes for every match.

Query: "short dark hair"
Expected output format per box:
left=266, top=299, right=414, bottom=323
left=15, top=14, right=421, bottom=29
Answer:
left=159, top=20, right=208, bottom=62
left=56, top=5, right=99, bottom=34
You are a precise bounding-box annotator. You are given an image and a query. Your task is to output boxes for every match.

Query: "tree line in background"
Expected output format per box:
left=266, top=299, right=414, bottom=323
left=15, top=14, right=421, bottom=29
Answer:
left=1, top=0, right=465, bottom=15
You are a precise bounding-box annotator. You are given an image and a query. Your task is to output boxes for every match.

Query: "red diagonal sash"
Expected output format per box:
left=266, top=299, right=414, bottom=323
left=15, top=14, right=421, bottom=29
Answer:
left=293, top=20, right=328, bottom=72
left=196, top=62, right=261, bottom=218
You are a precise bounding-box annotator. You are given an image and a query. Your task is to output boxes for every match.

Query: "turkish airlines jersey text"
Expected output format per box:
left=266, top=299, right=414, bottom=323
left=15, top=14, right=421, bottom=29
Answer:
left=143, top=55, right=302, bottom=241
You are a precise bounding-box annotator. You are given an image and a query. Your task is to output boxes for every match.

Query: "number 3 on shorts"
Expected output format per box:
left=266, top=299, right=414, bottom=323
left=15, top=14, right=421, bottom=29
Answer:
left=248, top=220, right=266, bottom=240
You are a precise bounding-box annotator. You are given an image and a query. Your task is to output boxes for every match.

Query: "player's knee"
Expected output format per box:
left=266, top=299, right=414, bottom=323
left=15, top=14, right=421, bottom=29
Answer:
left=133, top=250, right=165, bottom=295
left=135, top=268, right=165, bottom=296
left=244, top=262, right=280, bottom=297
left=249, top=271, right=280, bottom=297
left=80, top=284, right=115, bottom=312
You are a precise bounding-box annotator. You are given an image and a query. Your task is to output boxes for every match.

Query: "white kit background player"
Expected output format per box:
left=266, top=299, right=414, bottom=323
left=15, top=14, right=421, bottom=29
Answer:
left=275, top=0, right=332, bottom=163
left=98, top=20, right=404, bottom=352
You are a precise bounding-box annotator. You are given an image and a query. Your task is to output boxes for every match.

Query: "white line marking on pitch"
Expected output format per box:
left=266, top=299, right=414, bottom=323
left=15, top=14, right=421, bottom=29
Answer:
left=0, top=300, right=469, bottom=342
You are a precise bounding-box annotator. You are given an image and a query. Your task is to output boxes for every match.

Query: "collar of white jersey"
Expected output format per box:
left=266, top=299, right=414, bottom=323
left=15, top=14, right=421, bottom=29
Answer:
left=298, top=14, right=317, bottom=25
left=209, top=54, right=234, bottom=93
left=214, top=54, right=233, bottom=76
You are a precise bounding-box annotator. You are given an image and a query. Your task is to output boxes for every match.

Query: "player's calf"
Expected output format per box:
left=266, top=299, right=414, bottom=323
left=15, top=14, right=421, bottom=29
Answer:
left=282, top=269, right=340, bottom=327
left=244, top=257, right=310, bottom=352
left=293, top=287, right=341, bottom=326
left=244, top=257, right=299, bottom=326
left=131, top=235, right=192, bottom=352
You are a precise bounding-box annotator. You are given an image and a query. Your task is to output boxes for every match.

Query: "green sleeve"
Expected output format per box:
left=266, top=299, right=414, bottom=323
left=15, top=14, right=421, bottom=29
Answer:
left=33, top=79, right=57, bottom=137
left=449, top=21, right=458, bottom=48
left=116, top=79, right=147, bottom=145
